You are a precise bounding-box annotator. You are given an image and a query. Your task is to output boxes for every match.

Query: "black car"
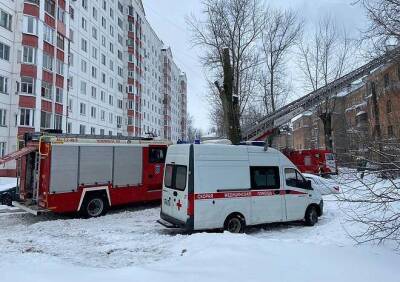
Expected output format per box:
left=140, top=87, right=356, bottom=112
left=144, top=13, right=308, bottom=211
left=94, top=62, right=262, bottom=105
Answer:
left=0, top=186, right=16, bottom=206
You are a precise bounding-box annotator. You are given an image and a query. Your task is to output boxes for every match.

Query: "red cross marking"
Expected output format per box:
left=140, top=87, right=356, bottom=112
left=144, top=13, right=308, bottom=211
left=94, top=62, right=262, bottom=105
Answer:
left=176, top=200, right=182, bottom=210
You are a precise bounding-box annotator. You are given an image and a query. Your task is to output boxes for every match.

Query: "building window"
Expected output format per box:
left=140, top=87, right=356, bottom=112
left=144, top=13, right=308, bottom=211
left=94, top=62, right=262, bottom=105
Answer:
left=92, top=27, right=97, bottom=39
left=109, top=25, right=114, bottom=37
left=91, top=127, right=96, bottom=135
left=0, top=109, right=7, bottom=126
left=20, top=108, right=34, bottom=127
left=117, top=116, right=122, bottom=128
left=22, top=46, right=36, bottom=64
left=100, top=91, right=105, bottom=102
left=0, top=42, right=10, bottom=61
left=21, top=77, right=34, bottom=95
left=102, top=17, right=106, bottom=28
left=384, top=73, right=390, bottom=88
left=40, top=111, right=52, bottom=129
left=80, top=124, right=86, bottom=134
left=92, top=7, right=97, bottom=19
left=100, top=110, right=105, bottom=121
left=42, top=53, right=54, bottom=71
left=23, top=16, right=37, bottom=35
left=92, top=47, right=97, bottom=59
left=0, top=142, right=6, bottom=157
left=109, top=131, right=113, bottom=136
left=117, top=99, right=123, bottom=109
left=57, top=7, right=65, bottom=23
left=109, top=113, right=113, bottom=123
left=91, top=106, right=96, bottom=118
left=91, top=66, right=97, bottom=78
left=67, top=122, right=72, bottom=134
left=81, top=38, right=87, bottom=52
left=91, top=86, right=96, bottom=98
left=81, top=59, right=87, bottom=73
left=101, top=54, right=106, bottom=65
left=109, top=95, right=113, bottom=106
left=69, top=6, right=74, bottom=20
left=82, top=0, right=88, bottom=10
left=387, top=100, right=392, bottom=113
left=57, top=33, right=64, bottom=50
left=56, top=59, right=64, bottom=75
left=68, top=98, right=73, bottom=113
left=81, top=17, right=87, bottom=31
left=101, top=35, right=106, bottom=47
left=102, top=73, right=106, bottom=84
left=0, top=10, right=12, bottom=30
left=0, top=76, right=8, bottom=94
left=80, top=103, right=86, bottom=115
left=54, top=114, right=62, bottom=130
left=388, top=125, right=394, bottom=138
left=100, top=129, right=105, bottom=135
left=102, top=0, right=106, bottom=10
left=43, top=25, right=55, bottom=44
left=55, top=87, right=63, bottom=103
left=80, top=81, right=87, bottom=95
left=118, top=2, right=123, bottom=13
left=68, top=52, right=74, bottom=66
left=44, top=0, right=55, bottom=16
left=41, top=81, right=53, bottom=99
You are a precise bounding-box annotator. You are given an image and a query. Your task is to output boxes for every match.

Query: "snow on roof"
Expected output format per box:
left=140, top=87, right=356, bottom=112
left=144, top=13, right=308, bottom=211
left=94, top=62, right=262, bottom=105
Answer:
left=356, top=111, right=367, bottom=116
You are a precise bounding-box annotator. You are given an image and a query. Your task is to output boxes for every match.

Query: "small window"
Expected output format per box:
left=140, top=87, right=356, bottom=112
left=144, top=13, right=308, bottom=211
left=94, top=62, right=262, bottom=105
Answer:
left=250, top=166, right=280, bottom=190
left=164, top=164, right=187, bottom=191
left=149, top=147, right=167, bottom=163
left=164, top=165, right=173, bottom=188
left=285, top=168, right=309, bottom=189
left=175, top=166, right=187, bottom=191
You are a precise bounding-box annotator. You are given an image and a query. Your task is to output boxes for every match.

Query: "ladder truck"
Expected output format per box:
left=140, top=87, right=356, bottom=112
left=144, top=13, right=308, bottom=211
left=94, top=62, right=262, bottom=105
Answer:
left=0, top=132, right=171, bottom=217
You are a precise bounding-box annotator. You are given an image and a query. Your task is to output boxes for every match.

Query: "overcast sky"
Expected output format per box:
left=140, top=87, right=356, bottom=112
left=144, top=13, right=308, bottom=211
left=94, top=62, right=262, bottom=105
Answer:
left=143, top=0, right=369, bottom=132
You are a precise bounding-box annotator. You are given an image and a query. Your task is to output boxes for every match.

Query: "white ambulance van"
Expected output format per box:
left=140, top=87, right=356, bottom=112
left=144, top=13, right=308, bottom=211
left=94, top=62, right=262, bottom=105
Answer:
left=158, top=144, right=323, bottom=233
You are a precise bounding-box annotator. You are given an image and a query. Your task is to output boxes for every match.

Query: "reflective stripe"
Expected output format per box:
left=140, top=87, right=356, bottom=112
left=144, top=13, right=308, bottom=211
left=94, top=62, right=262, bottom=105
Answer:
left=194, top=190, right=307, bottom=200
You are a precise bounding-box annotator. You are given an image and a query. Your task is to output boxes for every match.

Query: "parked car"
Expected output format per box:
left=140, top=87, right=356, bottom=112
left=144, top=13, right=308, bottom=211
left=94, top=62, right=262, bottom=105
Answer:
left=158, top=144, right=323, bottom=233
left=303, top=173, right=340, bottom=195
left=0, top=177, right=17, bottom=206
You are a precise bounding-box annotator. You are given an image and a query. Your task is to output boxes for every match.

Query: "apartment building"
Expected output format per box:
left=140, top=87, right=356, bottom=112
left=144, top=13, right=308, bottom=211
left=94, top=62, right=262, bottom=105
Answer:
left=0, top=0, right=187, bottom=176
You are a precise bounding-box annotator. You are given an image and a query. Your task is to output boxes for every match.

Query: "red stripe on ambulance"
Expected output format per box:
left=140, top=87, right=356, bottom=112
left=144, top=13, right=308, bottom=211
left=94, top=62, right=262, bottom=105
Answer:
left=194, top=190, right=307, bottom=200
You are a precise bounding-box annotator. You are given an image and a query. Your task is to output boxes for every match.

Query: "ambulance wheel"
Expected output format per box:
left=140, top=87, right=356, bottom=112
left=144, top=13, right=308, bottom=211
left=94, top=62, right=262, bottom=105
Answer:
left=81, top=195, right=108, bottom=218
left=305, top=206, right=318, bottom=226
left=224, top=214, right=246, bottom=233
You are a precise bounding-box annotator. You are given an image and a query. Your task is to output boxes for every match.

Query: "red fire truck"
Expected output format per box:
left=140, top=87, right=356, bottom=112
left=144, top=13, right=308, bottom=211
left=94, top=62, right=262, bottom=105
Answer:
left=0, top=133, right=170, bottom=217
left=282, top=149, right=337, bottom=175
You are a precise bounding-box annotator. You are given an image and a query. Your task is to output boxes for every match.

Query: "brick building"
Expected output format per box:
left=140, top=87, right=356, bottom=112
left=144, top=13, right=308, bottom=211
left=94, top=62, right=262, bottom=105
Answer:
left=0, top=0, right=187, bottom=176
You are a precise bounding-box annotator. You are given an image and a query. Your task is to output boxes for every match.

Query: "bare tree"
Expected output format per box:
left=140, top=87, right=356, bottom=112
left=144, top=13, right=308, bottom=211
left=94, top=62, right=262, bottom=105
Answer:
left=187, top=0, right=265, bottom=141
left=298, top=16, right=354, bottom=150
left=260, top=8, right=303, bottom=113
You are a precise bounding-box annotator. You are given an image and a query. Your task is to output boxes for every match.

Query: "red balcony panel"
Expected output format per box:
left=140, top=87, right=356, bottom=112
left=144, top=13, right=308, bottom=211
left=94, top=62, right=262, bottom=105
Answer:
left=55, top=103, right=63, bottom=114
left=58, top=0, right=66, bottom=10
left=23, top=3, right=40, bottom=17
left=128, top=110, right=134, bottom=116
left=41, top=100, right=52, bottom=112
left=128, top=47, right=134, bottom=53
left=42, top=70, right=53, bottom=83
left=128, top=31, right=135, bottom=39
left=19, top=96, right=36, bottom=108
left=128, top=62, right=135, bottom=70
left=127, top=15, right=134, bottom=23
left=57, top=22, right=66, bottom=37
left=128, top=94, right=135, bottom=100
left=56, top=49, right=64, bottom=61
left=44, top=13, right=56, bottom=28
left=55, top=75, right=64, bottom=87
left=18, top=127, right=35, bottom=137
left=127, top=78, right=135, bottom=85
left=22, top=34, right=38, bottom=48
left=21, top=64, right=37, bottom=78
left=43, top=42, right=55, bottom=54
left=127, top=126, right=134, bottom=133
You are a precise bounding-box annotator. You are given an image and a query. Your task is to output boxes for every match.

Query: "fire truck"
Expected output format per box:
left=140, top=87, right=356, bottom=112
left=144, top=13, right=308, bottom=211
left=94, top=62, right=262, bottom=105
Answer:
left=0, top=132, right=170, bottom=217
left=282, top=149, right=337, bottom=175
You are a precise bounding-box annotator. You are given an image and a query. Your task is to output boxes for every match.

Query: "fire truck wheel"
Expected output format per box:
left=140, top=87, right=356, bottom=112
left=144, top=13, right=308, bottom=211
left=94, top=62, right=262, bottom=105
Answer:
left=224, top=214, right=246, bottom=233
left=81, top=194, right=109, bottom=218
left=304, top=206, right=319, bottom=226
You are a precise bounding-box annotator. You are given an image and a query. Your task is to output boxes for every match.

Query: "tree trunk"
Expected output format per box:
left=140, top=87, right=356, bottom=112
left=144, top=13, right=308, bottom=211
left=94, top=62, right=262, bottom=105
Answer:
left=320, top=113, right=333, bottom=151
left=220, top=48, right=242, bottom=144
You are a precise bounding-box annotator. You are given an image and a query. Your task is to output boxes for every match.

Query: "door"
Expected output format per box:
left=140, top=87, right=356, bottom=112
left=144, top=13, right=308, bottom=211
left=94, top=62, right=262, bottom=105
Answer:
left=250, top=166, right=285, bottom=224
left=162, top=163, right=189, bottom=223
left=283, top=168, right=311, bottom=221
left=145, top=146, right=167, bottom=191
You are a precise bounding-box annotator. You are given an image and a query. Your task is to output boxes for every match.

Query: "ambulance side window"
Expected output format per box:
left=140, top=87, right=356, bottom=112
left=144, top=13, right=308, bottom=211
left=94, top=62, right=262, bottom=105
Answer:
left=250, top=166, right=280, bottom=190
left=149, top=147, right=167, bottom=163
left=285, top=168, right=308, bottom=189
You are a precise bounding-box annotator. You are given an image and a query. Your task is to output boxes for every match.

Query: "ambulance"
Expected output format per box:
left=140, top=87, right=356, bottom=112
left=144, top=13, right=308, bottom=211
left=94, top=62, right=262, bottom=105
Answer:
left=158, top=144, right=323, bottom=233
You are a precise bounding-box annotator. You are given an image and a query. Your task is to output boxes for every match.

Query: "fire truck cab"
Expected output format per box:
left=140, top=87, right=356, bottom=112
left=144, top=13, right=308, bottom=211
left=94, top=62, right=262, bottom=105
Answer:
left=158, top=144, right=323, bottom=233
left=282, top=149, right=337, bottom=175
left=1, top=133, right=170, bottom=217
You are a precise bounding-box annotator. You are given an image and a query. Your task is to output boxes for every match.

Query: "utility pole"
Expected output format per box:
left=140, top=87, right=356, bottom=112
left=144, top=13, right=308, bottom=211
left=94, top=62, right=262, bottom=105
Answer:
left=215, top=48, right=242, bottom=144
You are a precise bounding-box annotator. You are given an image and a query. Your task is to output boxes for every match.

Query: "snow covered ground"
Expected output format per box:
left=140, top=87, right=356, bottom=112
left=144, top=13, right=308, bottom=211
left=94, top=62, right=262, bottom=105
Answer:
left=0, top=175, right=399, bottom=282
